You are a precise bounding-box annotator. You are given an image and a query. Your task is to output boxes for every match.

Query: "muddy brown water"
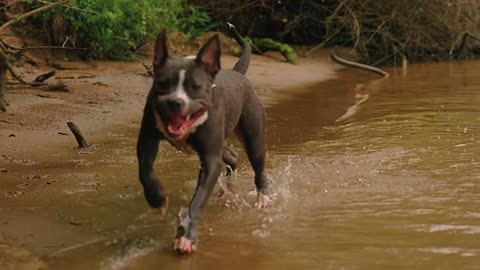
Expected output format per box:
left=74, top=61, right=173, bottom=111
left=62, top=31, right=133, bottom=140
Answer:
left=1, top=60, right=480, bottom=269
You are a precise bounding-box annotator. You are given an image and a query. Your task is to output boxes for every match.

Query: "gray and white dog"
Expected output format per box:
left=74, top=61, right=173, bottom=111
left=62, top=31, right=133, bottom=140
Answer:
left=136, top=23, right=270, bottom=254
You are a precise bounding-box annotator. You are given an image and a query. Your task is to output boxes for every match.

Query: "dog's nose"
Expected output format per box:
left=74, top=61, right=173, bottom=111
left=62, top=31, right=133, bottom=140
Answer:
left=166, top=98, right=186, bottom=112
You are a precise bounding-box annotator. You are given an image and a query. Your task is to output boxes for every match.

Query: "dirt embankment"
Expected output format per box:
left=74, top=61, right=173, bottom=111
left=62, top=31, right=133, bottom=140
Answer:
left=0, top=50, right=337, bottom=156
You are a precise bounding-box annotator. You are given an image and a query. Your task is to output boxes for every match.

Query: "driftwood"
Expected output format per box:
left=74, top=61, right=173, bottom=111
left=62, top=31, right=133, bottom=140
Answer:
left=0, top=43, right=66, bottom=88
left=34, top=70, right=56, bottom=83
left=67, top=121, right=90, bottom=149
left=0, top=39, right=88, bottom=53
left=330, top=53, right=389, bottom=77
left=6, top=81, right=69, bottom=92
left=0, top=0, right=70, bottom=35
left=0, top=0, right=76, bottom=109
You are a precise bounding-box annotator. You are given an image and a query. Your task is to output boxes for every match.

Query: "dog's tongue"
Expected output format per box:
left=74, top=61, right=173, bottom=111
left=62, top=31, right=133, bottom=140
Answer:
left=167, top=109, right=206, bottom=138
left=167, top=114, right=188, bottom=137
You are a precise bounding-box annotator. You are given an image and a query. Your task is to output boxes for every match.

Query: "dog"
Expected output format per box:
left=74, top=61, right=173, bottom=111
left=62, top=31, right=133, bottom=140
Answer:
left=136, top=23, right=270, bottom=255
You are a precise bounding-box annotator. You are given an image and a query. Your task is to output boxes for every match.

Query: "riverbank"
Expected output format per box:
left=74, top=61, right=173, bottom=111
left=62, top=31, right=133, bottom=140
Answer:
left=0, top=51, right=338, bottom=157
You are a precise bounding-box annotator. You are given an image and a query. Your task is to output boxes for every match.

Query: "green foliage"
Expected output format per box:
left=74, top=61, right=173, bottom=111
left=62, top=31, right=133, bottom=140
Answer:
left=252, top=38, right=297, bottom=64
left=31, top=0, right=214, bottom=60
left=179, top=5, right=216, bottom=37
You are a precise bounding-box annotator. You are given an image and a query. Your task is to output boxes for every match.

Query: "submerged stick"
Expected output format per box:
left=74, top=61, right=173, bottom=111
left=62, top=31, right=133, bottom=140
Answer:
left=67, top=121, right=89, bottom=149
left=331, top=53, right=389, bottom=77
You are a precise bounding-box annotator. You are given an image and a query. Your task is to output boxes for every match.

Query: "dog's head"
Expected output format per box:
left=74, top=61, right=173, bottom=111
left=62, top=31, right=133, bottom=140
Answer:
left=150, top=30, right=220, bottom=140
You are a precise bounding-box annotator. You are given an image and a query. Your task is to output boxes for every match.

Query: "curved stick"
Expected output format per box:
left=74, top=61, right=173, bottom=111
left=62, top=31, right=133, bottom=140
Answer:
left=67, top=121, right=89, bottom=149
left=331, top=53, right=389, bottom=77
left=0, top=0, right=70, bottom=34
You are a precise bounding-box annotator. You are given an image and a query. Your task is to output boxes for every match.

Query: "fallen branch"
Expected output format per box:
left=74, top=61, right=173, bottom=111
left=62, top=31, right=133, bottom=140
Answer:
left=0, top=1, right=73, bottom=96
left=0, top=39, right=88, bottom=52
left=330, top=53, right=389, bottom=77
left=449, top=32, right=480, bottom=59
left=67, top=121, right=90, bottom=149
left=0, top=47, right=68, bottom=89
left=141, top=63, right=153, bottom=77
left=0, top=0, right=70, bottom=35
left=6, top=82, right=69, bottom=92
left=34, top=70, right=56, bottom=82
left=36, top=0, right=96, bottom=14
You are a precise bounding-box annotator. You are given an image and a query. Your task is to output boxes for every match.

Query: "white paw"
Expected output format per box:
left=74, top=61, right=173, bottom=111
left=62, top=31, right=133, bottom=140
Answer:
left=254, top=192, right=271, bottom=209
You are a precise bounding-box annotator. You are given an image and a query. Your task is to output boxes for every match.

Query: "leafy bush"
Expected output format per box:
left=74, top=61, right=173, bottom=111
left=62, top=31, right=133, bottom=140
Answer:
left=30, top=0, right=214, bottom=60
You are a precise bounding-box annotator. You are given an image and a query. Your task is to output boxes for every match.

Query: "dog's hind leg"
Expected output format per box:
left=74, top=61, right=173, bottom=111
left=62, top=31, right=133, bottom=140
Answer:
left=236, top=100, right=270, bottom=208
left=215, top=145, right=238, bottom=197
left=222, top=145, right=238, bottom=176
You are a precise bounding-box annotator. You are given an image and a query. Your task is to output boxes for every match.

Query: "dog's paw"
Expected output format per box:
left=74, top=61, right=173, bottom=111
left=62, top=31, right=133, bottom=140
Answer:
left=159, top=197, right=169, bottom=215
left=254, top=192, right=271, bottom=209
left=173, top=236, right=197, bottom=255
left=144, top=182, right=168, bottom=210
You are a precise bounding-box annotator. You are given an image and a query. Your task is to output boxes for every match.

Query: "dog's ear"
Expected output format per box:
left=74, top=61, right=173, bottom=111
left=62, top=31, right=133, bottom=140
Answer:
left=153, top=29, right=168, bottom=68
left=196, top=34, right=221, bottom=76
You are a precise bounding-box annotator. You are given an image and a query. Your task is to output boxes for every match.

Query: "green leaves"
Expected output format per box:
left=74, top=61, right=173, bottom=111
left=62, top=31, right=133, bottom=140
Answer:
left=29, top=0, right=214, bottom=60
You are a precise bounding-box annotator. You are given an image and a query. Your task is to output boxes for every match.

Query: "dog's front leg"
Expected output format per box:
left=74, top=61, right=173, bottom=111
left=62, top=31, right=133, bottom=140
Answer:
left=174, top=151, right=222, bottom=254
left=137, top=122, right=168, bottom=213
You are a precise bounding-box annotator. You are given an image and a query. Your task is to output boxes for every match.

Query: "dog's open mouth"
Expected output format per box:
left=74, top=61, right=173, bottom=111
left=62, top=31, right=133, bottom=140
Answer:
left=166, top=108, right=206, bottom=138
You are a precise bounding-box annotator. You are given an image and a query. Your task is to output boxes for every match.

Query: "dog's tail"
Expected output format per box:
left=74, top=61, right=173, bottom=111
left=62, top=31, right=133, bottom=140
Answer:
left=227, top=22, right=251, bottom=75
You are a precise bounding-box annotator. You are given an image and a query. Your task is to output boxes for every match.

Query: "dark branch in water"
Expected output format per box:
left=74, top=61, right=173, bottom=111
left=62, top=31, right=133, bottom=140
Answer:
left=67, top=121, right=90, bottom=149
left=330, top=53, right=389, bottom=77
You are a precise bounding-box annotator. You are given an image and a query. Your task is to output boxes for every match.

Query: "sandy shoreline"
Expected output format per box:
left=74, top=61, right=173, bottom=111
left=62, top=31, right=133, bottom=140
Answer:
left=0, top=52, right=338, bottom=157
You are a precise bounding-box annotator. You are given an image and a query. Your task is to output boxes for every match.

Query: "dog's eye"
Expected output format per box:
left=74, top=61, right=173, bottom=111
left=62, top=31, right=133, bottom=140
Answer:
left=192, top=83, right=201, bottom=90
left=155, top=80, right=169, bottom=92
